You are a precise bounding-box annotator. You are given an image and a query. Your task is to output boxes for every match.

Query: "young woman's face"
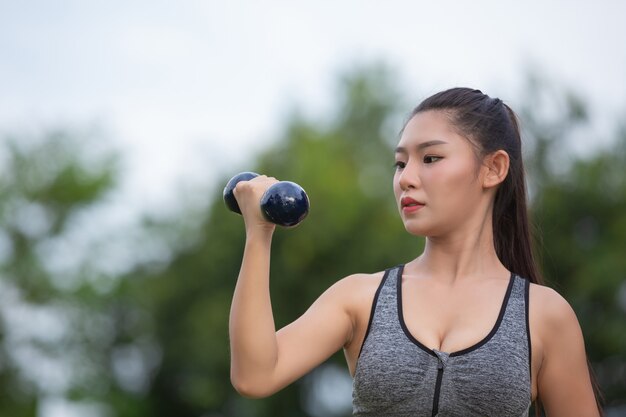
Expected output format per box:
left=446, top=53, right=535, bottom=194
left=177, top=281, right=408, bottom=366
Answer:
left=393, top=110, right=487, bottom=237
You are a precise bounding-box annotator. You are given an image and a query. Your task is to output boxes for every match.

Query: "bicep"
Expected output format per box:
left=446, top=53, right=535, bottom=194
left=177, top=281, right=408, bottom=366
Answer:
left=268, top=278, right=355, bottom=393
left=536, top=290, right=599, bottom=417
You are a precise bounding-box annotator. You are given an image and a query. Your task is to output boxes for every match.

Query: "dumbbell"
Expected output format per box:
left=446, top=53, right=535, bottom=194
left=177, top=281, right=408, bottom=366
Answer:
left=223, top=172, right=310, bottom=227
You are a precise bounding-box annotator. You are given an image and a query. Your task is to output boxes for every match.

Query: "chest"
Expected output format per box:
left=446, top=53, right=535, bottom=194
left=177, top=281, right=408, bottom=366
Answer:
left=354, top=340, right=531, bottom=417
left=400, top=277, right=511, bottom=353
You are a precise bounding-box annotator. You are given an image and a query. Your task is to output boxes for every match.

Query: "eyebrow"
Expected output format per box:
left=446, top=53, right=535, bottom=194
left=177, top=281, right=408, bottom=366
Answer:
left=395, top=140, right=448, bottom=154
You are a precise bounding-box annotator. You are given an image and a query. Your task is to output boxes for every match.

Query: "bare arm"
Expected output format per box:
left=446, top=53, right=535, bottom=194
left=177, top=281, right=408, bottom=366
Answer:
left=228, top=176, right=354, bottom=398
left=532, top=286, right=600, bottom=416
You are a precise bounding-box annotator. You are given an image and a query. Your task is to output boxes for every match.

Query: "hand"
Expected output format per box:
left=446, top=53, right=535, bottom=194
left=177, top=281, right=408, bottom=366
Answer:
left=233, top=175, right=279, bottom=234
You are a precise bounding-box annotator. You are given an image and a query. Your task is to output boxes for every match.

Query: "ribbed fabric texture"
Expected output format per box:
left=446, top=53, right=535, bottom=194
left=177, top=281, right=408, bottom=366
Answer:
left=352, top=265, right=531, bottom=417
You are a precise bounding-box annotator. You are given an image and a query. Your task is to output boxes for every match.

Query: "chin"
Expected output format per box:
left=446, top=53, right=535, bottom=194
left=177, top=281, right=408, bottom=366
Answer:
left=402, top=221, right=434, bottom=237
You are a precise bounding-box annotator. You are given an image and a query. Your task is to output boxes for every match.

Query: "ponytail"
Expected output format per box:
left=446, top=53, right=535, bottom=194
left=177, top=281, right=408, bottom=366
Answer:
left=494, top=105, right=543, bottom=285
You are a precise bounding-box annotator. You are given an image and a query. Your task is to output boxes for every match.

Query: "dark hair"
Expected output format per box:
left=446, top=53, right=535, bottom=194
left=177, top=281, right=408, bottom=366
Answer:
left=410, top=87, right=543, bottom=285
left=409, top=87, right=604, bottom=416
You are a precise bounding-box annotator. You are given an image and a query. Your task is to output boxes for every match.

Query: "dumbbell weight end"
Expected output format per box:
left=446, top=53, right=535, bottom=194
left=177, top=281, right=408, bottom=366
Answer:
left=223, top=171, right=259, bottom=214
left=260, top=181, right=309, bottom=227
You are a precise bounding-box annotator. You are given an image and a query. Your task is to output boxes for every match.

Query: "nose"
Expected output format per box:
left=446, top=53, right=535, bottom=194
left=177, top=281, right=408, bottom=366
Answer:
left=397, top=160, right=420, bottom=190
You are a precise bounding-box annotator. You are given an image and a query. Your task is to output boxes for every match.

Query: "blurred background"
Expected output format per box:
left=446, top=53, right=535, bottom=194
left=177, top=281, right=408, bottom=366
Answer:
left=1, top=1, right=625, bottom=416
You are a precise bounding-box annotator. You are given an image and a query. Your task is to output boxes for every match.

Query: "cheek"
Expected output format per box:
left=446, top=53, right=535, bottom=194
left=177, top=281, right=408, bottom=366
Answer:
left=426, top=161, right=479, bottom=199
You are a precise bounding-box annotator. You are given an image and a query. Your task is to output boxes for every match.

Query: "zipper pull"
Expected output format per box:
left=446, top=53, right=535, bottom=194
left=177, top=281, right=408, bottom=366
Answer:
left=433, top=350, right=445, bottom=369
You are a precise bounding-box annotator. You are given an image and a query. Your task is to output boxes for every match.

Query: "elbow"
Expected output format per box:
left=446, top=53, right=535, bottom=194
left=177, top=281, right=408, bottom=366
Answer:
left=230, top=372, right=274, bottom=399
left=231, top=380, right=270, bottom=399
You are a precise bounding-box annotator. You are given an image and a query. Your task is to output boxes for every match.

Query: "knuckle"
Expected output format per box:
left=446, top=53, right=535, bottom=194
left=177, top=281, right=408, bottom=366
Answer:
left=234, top=182, right=249, bottom=192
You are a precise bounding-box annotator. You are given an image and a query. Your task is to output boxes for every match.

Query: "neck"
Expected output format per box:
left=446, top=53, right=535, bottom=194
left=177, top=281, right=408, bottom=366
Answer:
left=409, top=210, right=508, bottom=285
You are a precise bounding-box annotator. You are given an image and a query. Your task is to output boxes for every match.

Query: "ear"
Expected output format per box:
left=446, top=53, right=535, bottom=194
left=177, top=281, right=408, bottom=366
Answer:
left=481, top=150, right=510, bottom=189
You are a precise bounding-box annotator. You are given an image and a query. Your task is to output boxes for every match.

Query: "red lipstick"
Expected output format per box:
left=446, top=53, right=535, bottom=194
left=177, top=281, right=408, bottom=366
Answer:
left=401, top=197, right=425, bottom=214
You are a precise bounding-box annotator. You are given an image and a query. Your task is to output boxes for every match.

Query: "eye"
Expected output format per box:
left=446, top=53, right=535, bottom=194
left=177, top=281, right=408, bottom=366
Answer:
left=393, top=161, right=406, bottom=170
left=423, top=155, right=442, bottom=164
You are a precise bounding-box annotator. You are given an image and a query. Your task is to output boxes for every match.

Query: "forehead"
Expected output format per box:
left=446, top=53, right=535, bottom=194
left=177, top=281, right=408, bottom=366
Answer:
left=398, top=110, right=465, bottom=148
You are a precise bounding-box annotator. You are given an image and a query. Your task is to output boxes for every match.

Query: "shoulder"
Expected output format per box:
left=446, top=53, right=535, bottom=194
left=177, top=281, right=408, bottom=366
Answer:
left=309, top=269, right=389, bottom=315
left=329, top=270, right=387, bottom=301
left=340, top=270, right=388, bottom=286
left=322, top=270, right=389, bottom=320
left=529, top=283, right=579, bottom=327
left=528, top=283, right=584, bottom=349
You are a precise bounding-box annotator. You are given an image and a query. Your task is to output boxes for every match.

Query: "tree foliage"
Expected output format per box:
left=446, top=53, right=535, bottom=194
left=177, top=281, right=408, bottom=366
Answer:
left=0, top=130, right=119, bottom=416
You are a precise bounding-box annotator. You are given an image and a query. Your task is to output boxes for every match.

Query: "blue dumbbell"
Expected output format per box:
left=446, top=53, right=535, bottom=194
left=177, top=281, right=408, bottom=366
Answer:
left=223, top=172, right=309, bottom=227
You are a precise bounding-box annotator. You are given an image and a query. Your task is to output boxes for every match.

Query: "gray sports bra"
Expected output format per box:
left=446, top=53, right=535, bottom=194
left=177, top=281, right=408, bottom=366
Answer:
left=352, top=265, right=532, bottom=416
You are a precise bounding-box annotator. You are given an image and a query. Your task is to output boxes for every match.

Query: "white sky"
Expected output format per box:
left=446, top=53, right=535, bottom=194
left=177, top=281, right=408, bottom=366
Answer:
left=1, top=0, right=625, bottom=213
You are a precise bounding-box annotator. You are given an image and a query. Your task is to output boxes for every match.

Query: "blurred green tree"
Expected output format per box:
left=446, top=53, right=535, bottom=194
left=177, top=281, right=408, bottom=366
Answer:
left=0, top=129, right=120, bottom=416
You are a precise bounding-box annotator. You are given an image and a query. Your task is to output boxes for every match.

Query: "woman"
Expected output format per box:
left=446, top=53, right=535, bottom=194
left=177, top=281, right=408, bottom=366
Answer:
left=229, top=88, right=601, bottom=416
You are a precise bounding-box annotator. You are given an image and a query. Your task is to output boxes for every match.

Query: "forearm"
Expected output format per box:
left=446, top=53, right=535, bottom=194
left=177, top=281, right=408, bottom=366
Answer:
left=229, top=229, right=278, bottom=392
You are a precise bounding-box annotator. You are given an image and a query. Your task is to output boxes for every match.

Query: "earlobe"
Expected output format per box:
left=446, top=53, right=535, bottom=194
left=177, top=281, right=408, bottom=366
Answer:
left=483, top=150, right=510, bottom=188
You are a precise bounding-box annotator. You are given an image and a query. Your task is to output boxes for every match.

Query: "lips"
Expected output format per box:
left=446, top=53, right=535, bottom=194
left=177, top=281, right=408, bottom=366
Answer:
left=400, top=196, right=425, bottom=214
left=401, top=197, right=424, bottom=208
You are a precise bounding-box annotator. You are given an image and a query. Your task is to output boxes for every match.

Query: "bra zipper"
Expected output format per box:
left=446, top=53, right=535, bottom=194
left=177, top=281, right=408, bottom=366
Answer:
left=431, top=356, right=444, bottom=416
